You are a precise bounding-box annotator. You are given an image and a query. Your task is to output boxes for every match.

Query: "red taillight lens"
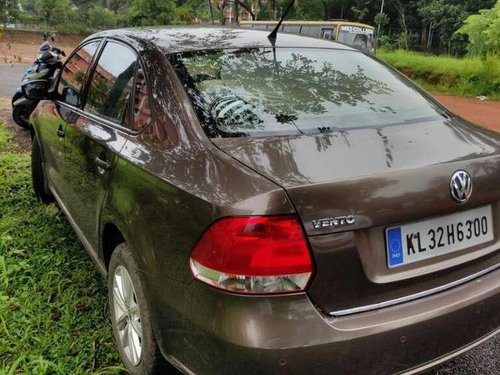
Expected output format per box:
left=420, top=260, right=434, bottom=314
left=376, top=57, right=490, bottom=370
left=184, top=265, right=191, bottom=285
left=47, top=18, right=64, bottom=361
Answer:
left=189, top=215, right=313, bottom=294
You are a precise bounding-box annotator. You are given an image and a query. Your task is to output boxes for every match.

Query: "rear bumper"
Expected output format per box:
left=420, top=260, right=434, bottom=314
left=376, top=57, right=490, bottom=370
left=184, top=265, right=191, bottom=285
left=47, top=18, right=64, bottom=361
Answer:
left=143, top=266, right=500, bottom=375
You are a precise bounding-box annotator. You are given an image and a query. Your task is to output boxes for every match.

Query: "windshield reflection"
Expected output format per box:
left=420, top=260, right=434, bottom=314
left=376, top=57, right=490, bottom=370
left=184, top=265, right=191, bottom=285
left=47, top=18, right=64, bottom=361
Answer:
left=170, top=48, right=445, bottom=138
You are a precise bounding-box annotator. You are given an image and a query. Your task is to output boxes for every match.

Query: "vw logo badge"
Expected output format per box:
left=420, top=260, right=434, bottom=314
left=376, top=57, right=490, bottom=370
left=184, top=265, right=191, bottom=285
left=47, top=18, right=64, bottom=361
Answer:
left=450, top=170, right=473, bottom=203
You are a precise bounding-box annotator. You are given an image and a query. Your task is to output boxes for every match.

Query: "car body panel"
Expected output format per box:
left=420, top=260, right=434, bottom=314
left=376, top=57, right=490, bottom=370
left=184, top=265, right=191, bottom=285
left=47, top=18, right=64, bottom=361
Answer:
left=31, top=26, right=500, bottom=375
left=31, top=101, right=67, bottom=196
left=62, top=110, right=127, bottom=248
left=140, top=263, right=499, bottom=375
left=214, top=116, right=500, bottom=314
left=214, top=118, right=500, bottom=233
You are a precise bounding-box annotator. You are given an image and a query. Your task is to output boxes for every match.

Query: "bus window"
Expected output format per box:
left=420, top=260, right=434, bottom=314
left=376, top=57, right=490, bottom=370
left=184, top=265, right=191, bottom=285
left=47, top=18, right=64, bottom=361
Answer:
left=321, top=28, right=335, bottom=40
left=301, top=25, right=320, bottom=37
left=338, top=25, right=375, bottom=54
left=253, top=24, right=268, bottom=30
left=283, top=25, right=302, bottom=33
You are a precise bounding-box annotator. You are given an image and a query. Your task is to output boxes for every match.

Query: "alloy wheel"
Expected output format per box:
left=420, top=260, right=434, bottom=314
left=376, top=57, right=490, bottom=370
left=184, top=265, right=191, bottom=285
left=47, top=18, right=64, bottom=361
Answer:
left=112, top=265, right=143, bottom=365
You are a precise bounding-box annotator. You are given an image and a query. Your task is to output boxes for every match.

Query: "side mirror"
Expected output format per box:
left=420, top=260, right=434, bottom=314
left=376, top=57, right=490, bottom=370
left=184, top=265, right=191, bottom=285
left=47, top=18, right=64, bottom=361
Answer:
left=21, top=80, right=51, bottom=100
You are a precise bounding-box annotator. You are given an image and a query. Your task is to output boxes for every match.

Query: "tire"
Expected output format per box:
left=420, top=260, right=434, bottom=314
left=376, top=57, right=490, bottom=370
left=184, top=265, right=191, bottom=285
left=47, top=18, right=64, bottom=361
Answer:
left=108, top=243, right=173, bottom=375
left=31, top=136, right=53, bottom=203
left=11, top=92, right=23, bottom=106
left=12, top=104, right=32, bottom=130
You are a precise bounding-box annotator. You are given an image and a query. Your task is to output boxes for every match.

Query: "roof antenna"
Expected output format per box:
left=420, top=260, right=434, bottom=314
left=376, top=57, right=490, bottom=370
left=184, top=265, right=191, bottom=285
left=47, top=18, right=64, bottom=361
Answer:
left=268, top=0, right=295, bottom=46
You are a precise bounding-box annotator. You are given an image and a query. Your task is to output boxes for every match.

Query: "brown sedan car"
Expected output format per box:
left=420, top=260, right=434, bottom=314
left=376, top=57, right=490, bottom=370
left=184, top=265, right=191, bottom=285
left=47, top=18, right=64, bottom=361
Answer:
left=26, top=27, right=499, bottom=374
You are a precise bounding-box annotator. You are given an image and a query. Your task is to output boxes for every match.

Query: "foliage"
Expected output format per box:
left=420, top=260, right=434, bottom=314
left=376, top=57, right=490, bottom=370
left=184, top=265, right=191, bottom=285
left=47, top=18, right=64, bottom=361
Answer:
left=457, top=0, right=500, bottom=57
left=88, top=6, right=118, bottom=29
left=128, top=0, right=176, bottom=26
left=2, top=0, right=500, bottom=57
left=378, top=49, right=500, bottom=98
left=0, top=121, right=123, bottom=374
left=0, top=0, right=19, bottom=27
left=36, top=0, right=72, bottom=27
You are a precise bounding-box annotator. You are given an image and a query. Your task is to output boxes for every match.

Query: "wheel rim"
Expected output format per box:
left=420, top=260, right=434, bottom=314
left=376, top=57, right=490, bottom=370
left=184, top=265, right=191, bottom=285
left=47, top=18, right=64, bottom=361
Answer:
left=112, top=266, right=143, bottom=365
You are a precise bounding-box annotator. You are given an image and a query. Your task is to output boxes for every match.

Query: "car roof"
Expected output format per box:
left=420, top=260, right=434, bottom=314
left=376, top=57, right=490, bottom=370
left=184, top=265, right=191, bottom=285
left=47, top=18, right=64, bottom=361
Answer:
left=88, top=26, right=355, bottom=54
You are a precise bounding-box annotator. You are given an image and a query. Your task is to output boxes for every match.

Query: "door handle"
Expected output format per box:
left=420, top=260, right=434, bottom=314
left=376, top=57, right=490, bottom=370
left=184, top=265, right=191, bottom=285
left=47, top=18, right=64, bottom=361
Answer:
left=95, top=156, right=111, bottom=174
left=57, top=125, right=65, bottom=138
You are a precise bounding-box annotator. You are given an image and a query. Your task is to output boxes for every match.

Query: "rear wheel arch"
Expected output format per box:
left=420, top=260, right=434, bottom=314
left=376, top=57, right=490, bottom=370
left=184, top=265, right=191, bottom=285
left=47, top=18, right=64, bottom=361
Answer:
left=101, top=222, right=126, bottom=271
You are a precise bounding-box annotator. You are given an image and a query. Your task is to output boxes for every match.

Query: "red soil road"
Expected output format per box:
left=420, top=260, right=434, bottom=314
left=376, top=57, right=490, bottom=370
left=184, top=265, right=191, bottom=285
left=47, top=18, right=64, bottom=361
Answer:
left=433, top=94, right=500, bottom=133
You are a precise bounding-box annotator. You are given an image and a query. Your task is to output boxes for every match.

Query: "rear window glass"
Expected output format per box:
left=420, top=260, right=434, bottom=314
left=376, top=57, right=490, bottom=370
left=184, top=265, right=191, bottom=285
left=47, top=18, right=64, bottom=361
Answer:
left=169, top=48, right=445, bottom=138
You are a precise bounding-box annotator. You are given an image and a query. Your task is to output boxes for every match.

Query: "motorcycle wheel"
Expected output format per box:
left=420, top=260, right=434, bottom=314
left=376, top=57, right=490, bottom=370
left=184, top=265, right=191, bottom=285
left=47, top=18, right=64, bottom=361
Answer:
left=11, top=92, right=23, bottom=106
left=12, top=105, right=32, bottom=129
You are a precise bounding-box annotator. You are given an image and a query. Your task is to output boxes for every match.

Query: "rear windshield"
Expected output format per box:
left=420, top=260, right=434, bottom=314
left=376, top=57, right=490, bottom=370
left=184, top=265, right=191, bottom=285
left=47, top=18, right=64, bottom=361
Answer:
left=169, top=48, right=445, bottom=138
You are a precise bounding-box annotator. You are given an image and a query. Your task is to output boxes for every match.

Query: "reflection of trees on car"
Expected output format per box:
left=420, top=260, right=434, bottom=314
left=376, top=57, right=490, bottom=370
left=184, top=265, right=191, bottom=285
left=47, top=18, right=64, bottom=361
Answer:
left=87, top=77, right=110, bottom=113
left=173, top=49, right=393, bottom=136
left=87, top=62, right=136, bottom=123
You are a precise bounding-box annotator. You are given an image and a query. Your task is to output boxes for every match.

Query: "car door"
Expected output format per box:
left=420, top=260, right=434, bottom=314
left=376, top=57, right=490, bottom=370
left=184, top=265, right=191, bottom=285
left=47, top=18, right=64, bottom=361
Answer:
left=37, top=40, right=101, bottom=197
left=61, top=40, right=138, bottom=249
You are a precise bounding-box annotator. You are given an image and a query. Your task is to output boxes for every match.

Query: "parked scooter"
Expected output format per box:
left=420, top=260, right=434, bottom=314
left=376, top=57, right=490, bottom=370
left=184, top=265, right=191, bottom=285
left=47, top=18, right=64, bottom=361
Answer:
left=12, top=32, right=65, bottom=129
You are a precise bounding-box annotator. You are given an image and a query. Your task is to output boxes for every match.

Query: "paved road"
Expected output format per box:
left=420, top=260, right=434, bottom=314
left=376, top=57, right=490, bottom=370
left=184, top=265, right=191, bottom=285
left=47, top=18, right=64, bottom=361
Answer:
left=0, top=64, right=29, bottom=96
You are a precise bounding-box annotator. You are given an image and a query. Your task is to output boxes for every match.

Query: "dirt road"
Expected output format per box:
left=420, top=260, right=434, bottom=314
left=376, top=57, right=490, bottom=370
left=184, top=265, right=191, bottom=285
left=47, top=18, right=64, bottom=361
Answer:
left=434, top=94, right=499, bottom=133
left=0, top=30, right=82, bottom=64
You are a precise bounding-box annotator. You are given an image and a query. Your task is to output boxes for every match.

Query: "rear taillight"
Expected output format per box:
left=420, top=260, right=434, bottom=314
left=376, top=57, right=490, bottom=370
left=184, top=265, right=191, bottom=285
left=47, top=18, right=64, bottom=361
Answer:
left=189, top=215, right=313, bottom=294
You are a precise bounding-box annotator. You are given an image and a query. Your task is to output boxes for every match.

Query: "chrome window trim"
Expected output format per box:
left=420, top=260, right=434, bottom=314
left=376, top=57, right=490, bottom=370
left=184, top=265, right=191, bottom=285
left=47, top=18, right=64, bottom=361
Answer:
left=329, top=262, right=500, bottom=316
left=54, top=100, right=136, bottom=136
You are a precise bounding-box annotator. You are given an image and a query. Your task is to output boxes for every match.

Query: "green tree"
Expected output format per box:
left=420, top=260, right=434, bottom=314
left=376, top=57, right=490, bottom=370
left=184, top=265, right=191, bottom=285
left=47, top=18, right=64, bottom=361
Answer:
left=128, top=0, right=177, bottom=26
left=88, top=6, right=118, bottom=28
left=20, top=0, right=37, bottom=15
left=1, top=0, right=20, bottom=26
left=294, top=0, right=324, bottom=20
left=37, top=0, right=71, bottom=26
left=457, top=0, right=500, bottom=57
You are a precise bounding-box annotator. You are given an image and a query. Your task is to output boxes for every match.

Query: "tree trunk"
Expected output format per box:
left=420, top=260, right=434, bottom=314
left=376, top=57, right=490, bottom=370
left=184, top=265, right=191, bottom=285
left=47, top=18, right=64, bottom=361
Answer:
left=390, top=0, right=408, bottom=50
left=235, top=0, right=239, bottom=24
left=421, top=22, right=428, bottom=49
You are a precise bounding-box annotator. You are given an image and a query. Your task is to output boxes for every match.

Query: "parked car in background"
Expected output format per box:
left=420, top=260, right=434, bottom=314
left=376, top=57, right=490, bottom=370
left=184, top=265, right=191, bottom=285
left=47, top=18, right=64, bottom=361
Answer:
left=25, top=27, right=499, bottom=374
left=240, top=20, right=376, bottom=54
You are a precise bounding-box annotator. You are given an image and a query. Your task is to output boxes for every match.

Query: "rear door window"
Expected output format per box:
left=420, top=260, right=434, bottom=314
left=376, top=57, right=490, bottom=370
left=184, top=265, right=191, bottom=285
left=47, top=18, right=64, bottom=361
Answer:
left=85, top=41, right=137, bottom=124
left=58, top=40, right=101, bottom=107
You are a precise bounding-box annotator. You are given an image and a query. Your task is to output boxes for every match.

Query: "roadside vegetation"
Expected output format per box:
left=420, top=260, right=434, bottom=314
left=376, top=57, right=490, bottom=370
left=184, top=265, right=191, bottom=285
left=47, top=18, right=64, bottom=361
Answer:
left=0, top=122, right=121, bottom=374
left=378, top=2, right=500, bottom=99
left=377, top=50, right=500, bottom=99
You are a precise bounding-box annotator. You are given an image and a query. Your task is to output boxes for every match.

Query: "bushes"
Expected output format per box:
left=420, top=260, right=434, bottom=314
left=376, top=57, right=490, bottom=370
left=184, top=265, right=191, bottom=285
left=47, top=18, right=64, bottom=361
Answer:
left=457, top=1, right=500, bottom=57
left=377, top=49, right=500, bottom=98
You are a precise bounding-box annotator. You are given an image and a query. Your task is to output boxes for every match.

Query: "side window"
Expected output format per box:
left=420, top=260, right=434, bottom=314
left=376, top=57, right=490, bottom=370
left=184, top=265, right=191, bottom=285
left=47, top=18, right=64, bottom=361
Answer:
left=85, top=42, right=137, bottom=124
left=132, top=67, right=153, bottom=132
left=321, top=28, right=334, bottom=40
left=58, top=40, right=100, bottom=107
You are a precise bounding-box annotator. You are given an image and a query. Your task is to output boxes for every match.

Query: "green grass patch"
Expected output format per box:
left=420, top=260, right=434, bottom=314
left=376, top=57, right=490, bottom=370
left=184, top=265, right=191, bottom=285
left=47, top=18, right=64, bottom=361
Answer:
left=0, top=122, right=122, bottom=374
left=377, top=49, right=500, bottom=99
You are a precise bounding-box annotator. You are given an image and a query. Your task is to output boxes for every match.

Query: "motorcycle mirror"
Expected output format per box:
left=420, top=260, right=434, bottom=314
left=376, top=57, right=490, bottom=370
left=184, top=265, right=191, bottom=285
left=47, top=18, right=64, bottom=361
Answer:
left=21, top=80, right=51, bottom=101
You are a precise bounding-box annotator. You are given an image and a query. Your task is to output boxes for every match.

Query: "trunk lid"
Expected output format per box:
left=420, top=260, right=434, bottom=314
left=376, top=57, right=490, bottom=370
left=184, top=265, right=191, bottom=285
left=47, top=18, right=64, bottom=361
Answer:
left=213, top=118, right=500, bottom=314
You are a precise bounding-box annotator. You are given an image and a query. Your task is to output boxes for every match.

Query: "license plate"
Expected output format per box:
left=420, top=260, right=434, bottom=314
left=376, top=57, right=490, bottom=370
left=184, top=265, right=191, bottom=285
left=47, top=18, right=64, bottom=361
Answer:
left=386, top=205, right=494, bottom=268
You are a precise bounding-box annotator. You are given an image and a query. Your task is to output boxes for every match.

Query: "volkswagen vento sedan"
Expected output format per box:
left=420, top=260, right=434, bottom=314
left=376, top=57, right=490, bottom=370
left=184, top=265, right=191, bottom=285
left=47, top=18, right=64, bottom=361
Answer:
left=25, top=27, right=499, bottom=374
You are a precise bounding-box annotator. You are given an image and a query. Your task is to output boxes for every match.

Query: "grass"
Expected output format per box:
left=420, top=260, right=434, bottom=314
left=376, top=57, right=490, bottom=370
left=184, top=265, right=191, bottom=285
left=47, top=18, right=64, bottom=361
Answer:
left=377, top=49, right=500, bottom=100
left=0, top=123, right=122, bottom=374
